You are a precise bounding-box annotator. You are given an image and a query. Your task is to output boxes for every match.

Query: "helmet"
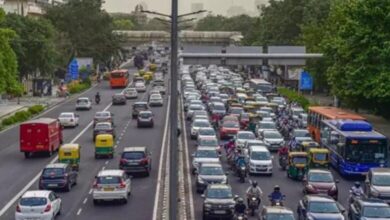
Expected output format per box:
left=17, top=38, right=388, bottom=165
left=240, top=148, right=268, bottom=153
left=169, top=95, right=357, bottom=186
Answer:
left=252, top=181, right=258, bottom=187
left=354, top=181, right=361, bottom=188
left=274, top=185, right=280, bottom=191
left=237, top=198, right=244, bottom=204
left=237, top=149, right=242, bottom=154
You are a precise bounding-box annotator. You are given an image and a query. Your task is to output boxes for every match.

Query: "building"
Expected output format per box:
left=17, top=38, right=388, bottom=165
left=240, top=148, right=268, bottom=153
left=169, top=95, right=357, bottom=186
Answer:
left=191, top=2, right=204, bottom=20
left=0, top=0, right=66, bottom=16
left=130, top=4, right=147, bottom=26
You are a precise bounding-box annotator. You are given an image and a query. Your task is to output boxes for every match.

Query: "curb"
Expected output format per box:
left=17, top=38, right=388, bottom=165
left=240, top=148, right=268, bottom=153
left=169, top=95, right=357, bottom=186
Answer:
left=0, top=106, right=26, bottom=121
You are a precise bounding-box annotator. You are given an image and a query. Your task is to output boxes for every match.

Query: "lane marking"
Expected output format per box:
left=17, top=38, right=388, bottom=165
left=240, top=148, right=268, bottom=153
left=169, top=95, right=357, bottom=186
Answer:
left=102, top=166, right=106, bottom=170
left=77, top=208, right=82, bottom=215
left=152, top=96, right=171, bottom=220
left=83, top=198, right=88, bottom=204
left=105, top=161, right=109, bottom=165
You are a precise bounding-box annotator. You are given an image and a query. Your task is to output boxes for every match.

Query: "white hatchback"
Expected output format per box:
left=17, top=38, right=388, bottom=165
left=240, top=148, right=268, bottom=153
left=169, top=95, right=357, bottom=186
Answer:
left=15, top=190, right=62, bottom=220
left=248, top=146, right=273, bottom=175
left=58, top=112, right=79, bottom=127
left=135, top=82, right=146, bottom=92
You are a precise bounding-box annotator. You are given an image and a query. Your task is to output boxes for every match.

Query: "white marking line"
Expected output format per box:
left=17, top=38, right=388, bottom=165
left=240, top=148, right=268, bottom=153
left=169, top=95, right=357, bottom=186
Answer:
left=180, top=95, right=195, bottom=220
left=0, top=97, right=115, bottom=216
left=152, top=96, right=170, bottom=220
left=89, top=189, right=93, bottom=194
left=102, top=166, right=106, bottom=170
left=77, top=208, right=82, bottom=215
left=105, top=161, right=109, bottom=165
left=114, top=145, right=118, bottom=149
left=83, top=198, right=88, bottom=204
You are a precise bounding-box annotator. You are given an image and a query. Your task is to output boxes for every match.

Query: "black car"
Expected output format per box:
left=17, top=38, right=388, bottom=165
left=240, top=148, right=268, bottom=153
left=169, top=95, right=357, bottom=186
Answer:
left=119, top=146, right=152, bottom=176
left=132, top=102, right=149, bottom=119
left=348, top=198, right=390, bottom=220
left=202, top=184, right=235, bottom=220
left=112, top=93, right=127, bottom=105
left=93, top=111, right=114, bottom=127
left=196, top=163, right=227, bottom=193
left=93, top=122, right=115, bottom=141
left=39, top=163, right=77, bottom=192
left=137, top=111, right=154, bottom=128
left=297, top=195, right=345, bottom=220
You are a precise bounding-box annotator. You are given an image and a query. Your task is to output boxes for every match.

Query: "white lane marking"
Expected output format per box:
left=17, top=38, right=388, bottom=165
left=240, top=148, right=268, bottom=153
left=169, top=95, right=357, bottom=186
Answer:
left=83, top=198, right=88, bottom=204
left=180, top=95, right=195, bottom=220
left=102, top=166, right=106, bottom=170
left=152, top=96, right=170, bottom=220
left=88, top=189, right=93, bottom=195
left=114, top=145, right=118, bottom=149
left=105, top=161, right=109, bottom=165
left=0, top=100, right=114, bottom=217
left=77, top=208, right=82, bottom=215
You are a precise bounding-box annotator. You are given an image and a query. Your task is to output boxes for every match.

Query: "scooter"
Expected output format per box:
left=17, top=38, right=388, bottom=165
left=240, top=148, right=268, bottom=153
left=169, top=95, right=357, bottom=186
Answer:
left=238, top=165, right=247, bottom=183
left=95, top=97, right=100, bottom=105
left=279, top=154, right=288, bottom=170
left=268, top=195, right=286, bottom=206
left=248, top=196, right=260, bottom=216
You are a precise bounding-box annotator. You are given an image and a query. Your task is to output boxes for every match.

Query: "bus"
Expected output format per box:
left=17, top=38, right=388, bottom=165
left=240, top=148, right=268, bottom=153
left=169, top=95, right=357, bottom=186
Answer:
left=321, top=119, right=387, bottom=176
left=308, top=106, right=365, bottom=142
left=249, top=79, right=273, bottom=94
left=110, top=69, right=129, bottom=88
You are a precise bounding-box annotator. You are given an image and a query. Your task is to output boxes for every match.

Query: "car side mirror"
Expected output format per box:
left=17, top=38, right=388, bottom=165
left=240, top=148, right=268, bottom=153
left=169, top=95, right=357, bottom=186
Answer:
left=191, top=153, right=195, bottom=157
left=201, top=194, right=205, bottom=198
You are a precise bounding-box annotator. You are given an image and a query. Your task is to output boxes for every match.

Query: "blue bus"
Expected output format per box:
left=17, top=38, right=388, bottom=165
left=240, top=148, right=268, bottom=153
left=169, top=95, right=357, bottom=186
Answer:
left=320, top=120, right=388, bottom=176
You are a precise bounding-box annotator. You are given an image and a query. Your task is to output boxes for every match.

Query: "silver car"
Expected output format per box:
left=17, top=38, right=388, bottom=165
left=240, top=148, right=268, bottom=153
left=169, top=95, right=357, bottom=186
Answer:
left=92, top=170, right=131, bottom=205
left=149, top=94, right=163, bottom=106
left=58, top=112, right=79, bottom=127
left=261, top=130, right=284, bottom=151
left=191, top=147, right=219, bottom=174
left=256, top=121, right=277, bottom=137
left=123, top=88, right=138, bottom=99
left=190, top=119, right=211, bottom=139
left=187, top=104, right=206, bottom=120
left=235, top=131, right=256, bottom=148
left=75, top=97, right=92, bottom=110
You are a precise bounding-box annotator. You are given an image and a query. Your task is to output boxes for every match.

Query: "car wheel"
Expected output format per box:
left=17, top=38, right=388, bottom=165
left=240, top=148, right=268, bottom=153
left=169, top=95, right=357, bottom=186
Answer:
left=93, top=199, right=99, bottom=205
left=122, top=198, right=128, bottom=204
left=57, top=204, right=62, bottom=216
left=65, top=183, right=71, bottom=192
left=24, top=152, right=31, bottom=159
left=202, top=212, right=208, bottom=220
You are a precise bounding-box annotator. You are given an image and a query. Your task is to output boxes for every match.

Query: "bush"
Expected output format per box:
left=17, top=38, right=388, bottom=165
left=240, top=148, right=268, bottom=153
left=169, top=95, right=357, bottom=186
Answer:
left=14, top=111, right=31, bottom=121
left=2, top=117, right=15, bottom=126
left=277, top=87, right=312, bottom=110
left=28, top=105, right=44, bottom=115
left=68, top=82, right=91, bottom=94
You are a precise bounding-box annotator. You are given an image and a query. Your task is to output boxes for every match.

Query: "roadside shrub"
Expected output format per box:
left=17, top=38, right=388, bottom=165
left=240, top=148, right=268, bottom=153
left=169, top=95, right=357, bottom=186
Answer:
left=2, top=117, right=15, bottom=126
left=28, top=105, right=44, bottom=115
left=277, top=87, right=312, bottom=110
left=68, top=82, right=90, bottom=94
left=14, top=111, right=31, bottom=121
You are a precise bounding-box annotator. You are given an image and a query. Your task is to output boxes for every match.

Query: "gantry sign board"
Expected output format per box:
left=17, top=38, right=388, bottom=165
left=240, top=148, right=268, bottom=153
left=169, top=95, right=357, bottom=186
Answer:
left=268, top=46, right=306, bottom=66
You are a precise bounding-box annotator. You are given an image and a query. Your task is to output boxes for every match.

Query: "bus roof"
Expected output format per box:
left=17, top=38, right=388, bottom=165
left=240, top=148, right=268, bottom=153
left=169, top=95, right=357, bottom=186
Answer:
left=249, top=79, right=271, bottom=84
left=323, top=119, right=386, bottom=139
left=308, top=106, right=365, bottom=120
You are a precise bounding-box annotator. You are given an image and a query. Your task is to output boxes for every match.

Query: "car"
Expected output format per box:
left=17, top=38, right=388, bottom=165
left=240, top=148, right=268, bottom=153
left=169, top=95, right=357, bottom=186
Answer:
left=256, top=110, right=271, bottom=118
left=185, top=99, right=203, bottom=111
left=290, top=107, right=305, bottom=120
left=297, top=195, right=345, bottom=220
left=39, top=163, right=77, bottom=192
left=202, top=184, right=235, bottom=220
left=192, top=147, right=220, bottom=174
left=152, top=85, right=166, bottom=95
left=149, top=94, right=163, bottom=106
left=58, top=112, right=79, bottom=127
left=190, top=119, right=211, bottom=139
left=195, top=163, right=227, bottom=193
left=197, top=136, right=221, bottom=153
left=119, top=146, right=152, bottom=176
left=149, top=88, right=160, bottom=97
left=292, top=129, right=313, bottom=143
left=261, top=130, right=284, bottom=151
left=187, top=104, right=206, bottom=120
left=198, top=127, right=217, bottom=139
left=15, top=190, right=62, bottom=220
left=248, top=146, right=273, bottom=175
left=123, top=87, right=138, bottom=99
left=299, top=113, right=308, bottom=128
left=135, top=81, right=146, bottom=92
left=303, top=169, right=338, bottom=200
left=93, top=122, right=115, bottom=141
left=132, top=102, right=149, bottom=119
left=210, top=102, right=226, bottom=116
left=112, top=93, right=127, bottom=105
left=219, top=120, right=240, bottom=140
left=75, top=97, right=92, bottom=110
left=244, top=139, right=266, bottom=149
left=365, top=168, right=390, bottom=202
left=259, top=107, right=275, bottom=118
left=259, top=206, right=295, bottom=220
left=137, top=110, right=154, bottom=128
left=348, top=198, right=390, bottom=220
left=94, top=111, right=114, bottom=127
left=191, top=110, right=209, bottom=122
left=92, top=169, right=131, bottom=204
left=229, top=107, right=244, bottom=117
left=235, top=131, right=256, bottom=148
left=256, top=121, right=277, bottom=137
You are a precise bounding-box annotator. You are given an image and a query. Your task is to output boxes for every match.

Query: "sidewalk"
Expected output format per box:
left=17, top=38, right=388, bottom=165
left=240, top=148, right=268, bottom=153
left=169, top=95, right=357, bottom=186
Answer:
left=305, top=93, right=390, bottom=138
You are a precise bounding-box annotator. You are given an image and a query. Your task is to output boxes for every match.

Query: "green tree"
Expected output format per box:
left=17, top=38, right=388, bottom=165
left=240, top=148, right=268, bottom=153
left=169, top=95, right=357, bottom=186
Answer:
left=195, top=15, right=227, bottom=31
left=113, top=19, right=134, bottom=30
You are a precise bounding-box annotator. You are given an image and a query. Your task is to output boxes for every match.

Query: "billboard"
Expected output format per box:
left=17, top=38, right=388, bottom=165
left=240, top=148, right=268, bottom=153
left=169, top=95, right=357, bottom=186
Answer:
left=299, top=71, right=313, bottom=91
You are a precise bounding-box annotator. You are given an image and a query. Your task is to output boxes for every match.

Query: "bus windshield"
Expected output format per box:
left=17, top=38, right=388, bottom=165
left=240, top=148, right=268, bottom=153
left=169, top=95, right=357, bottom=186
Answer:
left=111, top=72, right=125, bottom=78
left=345, top=139, right=387, bottom=163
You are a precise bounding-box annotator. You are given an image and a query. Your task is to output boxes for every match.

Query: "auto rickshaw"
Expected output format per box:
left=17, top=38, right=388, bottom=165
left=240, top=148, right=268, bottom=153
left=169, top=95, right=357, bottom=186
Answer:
left=138, top=70, right=146, bottom=77
left=95, top=134, right=114, bottom=159
left=227, top=98, right=240, bottom=106
left=287, top=152, right=308, bottom=180
left=308, top=148, right=330, bottom=169
left=58, top=144, right=81, bottom=171
left=297, top=141, right=320, bottom=152
left=149, top=63, right=157, bottom=72
left=143, top=71, right=153, bottom=81
left=236, top=88, right=246, bottom=94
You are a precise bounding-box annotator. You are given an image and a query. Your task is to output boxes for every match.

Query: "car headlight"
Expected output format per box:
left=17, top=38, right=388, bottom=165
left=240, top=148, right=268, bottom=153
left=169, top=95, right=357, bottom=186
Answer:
left=198, top=177, right=205, bottom=184
left=330, top=185, right=337, bottom=192
left=370, top=187, right=380, bottom=197
left=229, top=204, right=235, bottom=209
left=307, top=184, right=315, bottom=191
left=221, top=178, right=227, bottom=184
left=204, top=203, right=212, bottom=208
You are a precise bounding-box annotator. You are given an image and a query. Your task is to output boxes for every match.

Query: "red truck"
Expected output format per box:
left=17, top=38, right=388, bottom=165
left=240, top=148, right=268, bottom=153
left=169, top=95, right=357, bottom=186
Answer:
left=20, top=118, right=63, bottom=158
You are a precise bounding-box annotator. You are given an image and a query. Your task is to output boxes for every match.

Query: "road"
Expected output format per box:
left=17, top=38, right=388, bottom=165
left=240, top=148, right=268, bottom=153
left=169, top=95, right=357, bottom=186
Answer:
left=0, top=68, right=170, bottom=220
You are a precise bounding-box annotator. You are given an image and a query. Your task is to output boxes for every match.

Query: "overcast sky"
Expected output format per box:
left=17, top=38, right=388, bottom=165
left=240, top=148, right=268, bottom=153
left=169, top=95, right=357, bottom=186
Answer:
left=103, top=0, right=269, bottom=16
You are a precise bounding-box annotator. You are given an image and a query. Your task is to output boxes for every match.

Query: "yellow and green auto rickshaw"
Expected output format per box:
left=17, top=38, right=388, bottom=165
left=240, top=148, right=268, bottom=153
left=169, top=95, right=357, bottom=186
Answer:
left=95, top=134, right=114, bottom=159
left=287, top=152, right=308, bottom=180
left=143, top=71, right=153, bottom=81
left=138, top=70, right=146, bottom=77
left=297, top=141, right=320, bottom=152
left=308, top=148, right=330, bottom=169
left=149, top=63, right=157, bottom=72
left=58, top=144, right=81, bottom=171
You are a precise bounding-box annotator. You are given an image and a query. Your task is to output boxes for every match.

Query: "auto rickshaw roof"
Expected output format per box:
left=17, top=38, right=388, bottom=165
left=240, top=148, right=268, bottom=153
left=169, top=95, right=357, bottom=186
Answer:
left=96, top=134, right=114, bottom=138
left=309, top=148, right=329, bottom=153
left=289, top=152, right=308, bottom=156
left=60, top=143, right=80, bottom=150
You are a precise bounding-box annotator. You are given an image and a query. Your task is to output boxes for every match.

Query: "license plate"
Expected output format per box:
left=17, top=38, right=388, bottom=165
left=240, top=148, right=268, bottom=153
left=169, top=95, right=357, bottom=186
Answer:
left=214, top=210, right=226, bottom=214
left=48, top=184, right=58, bottom=187
left=104, top=188, right=114, bottom=191
left=36, top=145, right=44, bottom=149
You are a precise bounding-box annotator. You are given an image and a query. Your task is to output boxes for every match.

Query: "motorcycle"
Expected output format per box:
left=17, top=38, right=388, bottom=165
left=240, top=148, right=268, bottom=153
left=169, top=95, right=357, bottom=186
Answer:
left=348, top=190, right=364, bottom=205
left=279, top=154, right=288, bottom=170
left=248, top=196, right=260, bottom=216
left=234, top=213, right=248, bottom=220
left=238, top=165, right=247, bottom=183
left=268, top=195, right=285, bottom=206
left=95, top=96, right=100, bottom=105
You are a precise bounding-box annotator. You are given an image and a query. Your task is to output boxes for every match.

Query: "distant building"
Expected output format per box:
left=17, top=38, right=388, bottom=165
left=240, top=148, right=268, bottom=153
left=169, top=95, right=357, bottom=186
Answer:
left=226, top=5, right=247, bottom=17
left=0, top=0, right=66, bottom=16
left=131, top=4, right=147, bottom=26
left=254, top=0, right=266, bottom=15
left=191, top=2, right=204, bottom=20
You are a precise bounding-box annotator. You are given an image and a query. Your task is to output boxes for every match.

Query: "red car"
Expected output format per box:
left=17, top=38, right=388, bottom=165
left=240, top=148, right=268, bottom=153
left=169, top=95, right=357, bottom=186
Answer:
left=219, top=120, right=240, bottom=140
left=303, top=169, right=339, bottom=200
left=239, top=113, right=250, bottom=129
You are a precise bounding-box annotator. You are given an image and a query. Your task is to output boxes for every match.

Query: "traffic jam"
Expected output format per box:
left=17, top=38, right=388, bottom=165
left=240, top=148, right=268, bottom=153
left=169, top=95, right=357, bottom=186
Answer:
left=181, top=65, right=390, bottom=220
left=15, top=64, right=167, bottom=220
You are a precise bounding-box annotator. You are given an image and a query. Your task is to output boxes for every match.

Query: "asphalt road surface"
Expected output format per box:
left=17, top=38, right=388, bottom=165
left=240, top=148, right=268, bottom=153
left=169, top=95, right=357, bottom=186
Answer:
left=0, top=69, right=170, bottom=220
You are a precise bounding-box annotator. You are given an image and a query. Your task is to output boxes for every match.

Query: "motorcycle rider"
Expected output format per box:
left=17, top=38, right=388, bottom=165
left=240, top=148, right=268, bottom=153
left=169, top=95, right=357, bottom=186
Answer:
left=349, top=181, right=364, bottom=203
left=211, top=113, right=220, bottom=129
left=246, top=181, right=263, bottom=206
left=247, top=118, right=256, bottom=134
left=235, top=149, right=247, bottom=173
left=95, top=92, right=101, bottom=104
left=234, top=197, right=247, bottom=216
left=269, top=185, right=284, bottom=205
left=278, top=145, right=289, bottom=168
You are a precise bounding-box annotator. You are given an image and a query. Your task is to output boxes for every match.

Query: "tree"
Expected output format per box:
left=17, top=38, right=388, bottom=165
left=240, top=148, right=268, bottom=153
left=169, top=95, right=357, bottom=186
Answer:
left=113, top=19, right=134, bottom=30
left=195, top=15, right=227, bottom=31
left=0, top=9, right=22, bottom=95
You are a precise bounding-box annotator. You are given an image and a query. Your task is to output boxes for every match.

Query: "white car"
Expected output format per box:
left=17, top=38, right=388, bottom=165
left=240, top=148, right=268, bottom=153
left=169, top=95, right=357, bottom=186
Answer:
left=149, top=94, right=163, bottom=106
left=197, top=136, right=221, bottom=153
left=191, top=147, right=220, bottom=174
left=248, top=146, right=273, bottom=175
left=93, top=169, right=131, bottom=205
left=75, top=97, right=92, bottom=110
left=135, top=82, right=146, bottom=92
left=58, top=112, right=79, bottom=127
left=235, top=131, right=256, bottom=148
left=261, top=130, right=285, bottom=151
left=197, top=127, right=217, bottom=139
left=15, top=190, right=62, bottom=220
left=123, top=88, right=138, bottom=99
left=256, top=121, right=277, bottom=137
left=190, top=119, right=211, bottom=139
left=186, top=104, right=206, bottom=120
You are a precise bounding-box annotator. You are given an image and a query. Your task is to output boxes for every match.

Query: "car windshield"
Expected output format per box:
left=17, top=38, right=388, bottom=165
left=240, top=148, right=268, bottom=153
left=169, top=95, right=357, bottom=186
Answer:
left=97, top=176, right=121, bottom=184
left=206, top=188, right=233, bottom=199
left=194, top=111, right=207, bottom=116
left=190, top=105, right=203, bottom=110
left=264, top=132, right=282, bottom=139
left=260, top=123, right=276, bottom=129
left=42, top=168, right=64, bottom=177
left=363, top=206, right=390, bottom=218
left=266, top=213, right=295, bottom=220
left=308, top=172, right=333, bottom=182
left=95, top=124, right=111, bottom=130
left=199, top=129, right=216, bottom=136
left=294, top=130, right=310, bottom=137
left=214, top=105, right=225, bottom=111
left=195, top=150, right=218, bottom=158
left=77, top=99, right=88, bottom=104
left=20, top=197, right=47, bottom=206
left=251, top=151, right=270, bottom=160
left=230, top=108, right=243, bottom=114
left=122, top=152, right=145, bottom=160
left=60, top=113, right=73, bottom=118
left=150, top=95, right=161, bottom=99
left=95, top=112, right=110, bottom=118
left=134, top=104, right=147, bottom=109
left=237, top=133, right=255, bottom=140
left=200, top=167, right=224, bottom=175
left=223, top=121, right=239, bottom=128
left=372, top=175, right=390, bottom=186
left=345, top=139, right=387, bottom=163
left=193, top=121, right=210, bottom=127
left=199, top=139, right=218, bottom=146
left=125, top=89, right=136, bottom=93
left=139, top=112, right=152, bottom=118
left=308, top=201, right=340, bottom=213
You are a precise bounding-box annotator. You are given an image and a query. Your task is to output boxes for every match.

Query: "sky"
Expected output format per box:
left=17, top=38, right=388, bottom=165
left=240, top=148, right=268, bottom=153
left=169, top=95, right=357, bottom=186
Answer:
left=103, top=0, right=269, bottom=17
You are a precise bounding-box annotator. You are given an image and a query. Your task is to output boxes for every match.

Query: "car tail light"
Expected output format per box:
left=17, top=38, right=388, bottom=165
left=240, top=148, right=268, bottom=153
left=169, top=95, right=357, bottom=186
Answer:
left=16, top=205, right=21, bottom=212
left=140, top=158, right=148, bottom=165
left=120, top=159, right=127, bottom=165
left=119, top=181, right=126, bottom=189
left=93, top=180, right=98, bottom=189
left=44, top=204, right=51, bottom=212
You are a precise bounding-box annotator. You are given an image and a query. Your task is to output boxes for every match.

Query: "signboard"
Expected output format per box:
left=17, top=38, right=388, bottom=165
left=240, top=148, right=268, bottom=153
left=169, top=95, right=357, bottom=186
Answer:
left=68, top=59, right=79, bottom=80
left=299, top=71, right=313, bottom=90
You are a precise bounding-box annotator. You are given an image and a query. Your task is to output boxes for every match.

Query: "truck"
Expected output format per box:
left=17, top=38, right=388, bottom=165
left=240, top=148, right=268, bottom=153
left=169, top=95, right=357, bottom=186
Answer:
left=20, top=118, right=63, bottom=158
